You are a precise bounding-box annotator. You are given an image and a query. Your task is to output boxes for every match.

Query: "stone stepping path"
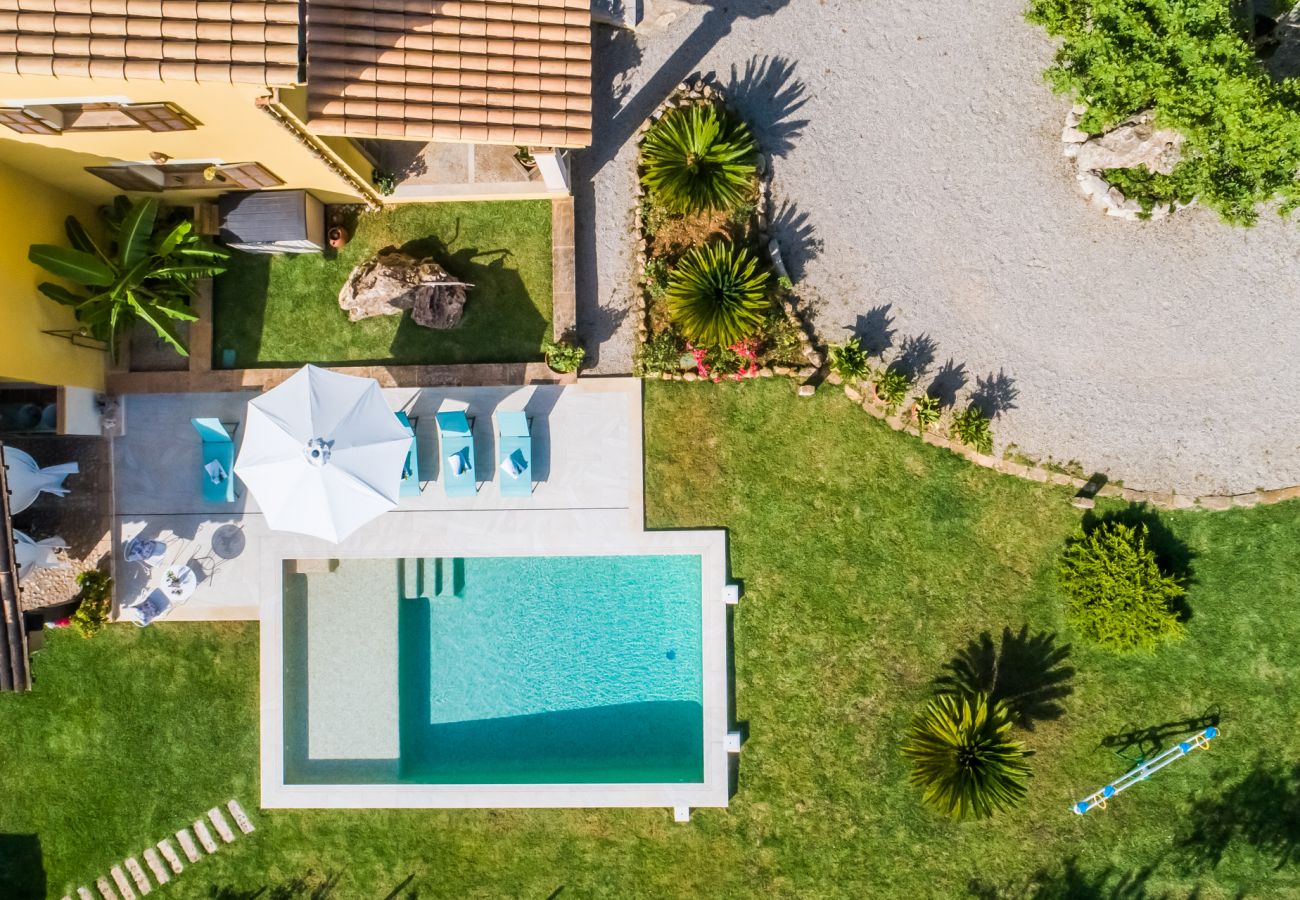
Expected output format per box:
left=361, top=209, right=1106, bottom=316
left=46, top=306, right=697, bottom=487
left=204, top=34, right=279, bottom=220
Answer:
left=63, top=800, right=256, bottom=900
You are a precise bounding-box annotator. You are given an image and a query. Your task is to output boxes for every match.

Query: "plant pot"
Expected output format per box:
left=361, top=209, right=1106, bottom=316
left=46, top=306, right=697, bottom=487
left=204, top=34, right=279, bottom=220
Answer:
left=327, top=226, right=349, bottom=249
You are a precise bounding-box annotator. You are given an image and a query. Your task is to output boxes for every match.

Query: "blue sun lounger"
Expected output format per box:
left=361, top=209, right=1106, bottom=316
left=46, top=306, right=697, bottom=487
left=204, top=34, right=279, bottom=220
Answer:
left=395, top=411, right=420, bottom=497
left=436, top=410, right=477, bottom=497
left=191, top=417, right=235, bottom=503
left=496, top=411, right=533, bottom=497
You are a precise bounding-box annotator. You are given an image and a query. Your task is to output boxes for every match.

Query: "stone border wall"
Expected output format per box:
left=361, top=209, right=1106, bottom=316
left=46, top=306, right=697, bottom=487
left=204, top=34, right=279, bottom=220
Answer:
left=630, top=75, right=822, bottom=382
left=831, top=377, right=1300, bottom=512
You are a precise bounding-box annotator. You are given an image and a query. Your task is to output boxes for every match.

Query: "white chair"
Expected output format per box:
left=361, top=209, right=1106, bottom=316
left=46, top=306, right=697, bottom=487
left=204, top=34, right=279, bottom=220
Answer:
left=121, top=590, right=172, bottom=627
left=123, top=537, right=168, bottom=569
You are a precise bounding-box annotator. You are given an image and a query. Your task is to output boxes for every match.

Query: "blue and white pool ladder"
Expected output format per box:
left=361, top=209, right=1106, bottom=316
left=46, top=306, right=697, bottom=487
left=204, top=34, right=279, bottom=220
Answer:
left=1071, top=727, right=1218, bottom=815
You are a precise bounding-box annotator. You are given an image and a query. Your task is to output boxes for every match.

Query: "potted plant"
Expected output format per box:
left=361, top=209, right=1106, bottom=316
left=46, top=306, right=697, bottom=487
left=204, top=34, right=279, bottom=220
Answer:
left=873, top=368, right=912, bottom=412
left=514, top=146, right=537, bottom=171
left=912, top=392, right=942, bottom=434
left=542, top=334, right=586, bottom=374
left=828, top=338, right=872, bottom=385
left=951, top=406, right=994, bottom=454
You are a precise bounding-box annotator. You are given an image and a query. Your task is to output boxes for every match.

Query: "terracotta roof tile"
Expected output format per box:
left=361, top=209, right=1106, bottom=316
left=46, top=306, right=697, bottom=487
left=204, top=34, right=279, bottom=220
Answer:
left=306, top=0, right=591, bottom=147
left=0, top=0, right=300, bottom=84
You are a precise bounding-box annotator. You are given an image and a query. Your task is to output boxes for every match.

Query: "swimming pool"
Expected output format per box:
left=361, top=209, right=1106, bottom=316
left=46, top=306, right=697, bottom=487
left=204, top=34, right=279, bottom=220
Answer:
left=279, top=554, right=705, bottom=787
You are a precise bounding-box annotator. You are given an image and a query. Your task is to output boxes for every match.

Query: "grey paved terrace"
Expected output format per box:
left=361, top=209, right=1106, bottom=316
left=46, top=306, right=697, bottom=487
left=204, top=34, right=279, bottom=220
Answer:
left=576, top=0, right=1300, bottom=495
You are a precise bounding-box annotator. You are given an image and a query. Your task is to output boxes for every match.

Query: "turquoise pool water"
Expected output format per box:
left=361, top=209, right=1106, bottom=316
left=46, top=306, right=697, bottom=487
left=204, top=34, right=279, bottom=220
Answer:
left=283, top=554, right=704, bottom=785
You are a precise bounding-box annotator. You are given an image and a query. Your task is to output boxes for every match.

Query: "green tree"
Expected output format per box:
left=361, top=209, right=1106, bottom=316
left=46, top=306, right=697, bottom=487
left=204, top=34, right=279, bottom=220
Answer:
left=902, top=692, right=1032, bottom=820
left=666, top=242, right=770, bottom=347
left=1026, top=0, right=1300, bottom=223
left=28, top=196, right=228, bottom=360
left=640, top=104, right=757, bottom=214
left=1057, top=521, right=1185, bottom=651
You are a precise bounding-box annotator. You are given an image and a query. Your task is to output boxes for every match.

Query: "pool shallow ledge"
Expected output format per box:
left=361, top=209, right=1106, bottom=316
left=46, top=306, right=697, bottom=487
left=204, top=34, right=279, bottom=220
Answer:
left=258, top=528, right=732, bottom=811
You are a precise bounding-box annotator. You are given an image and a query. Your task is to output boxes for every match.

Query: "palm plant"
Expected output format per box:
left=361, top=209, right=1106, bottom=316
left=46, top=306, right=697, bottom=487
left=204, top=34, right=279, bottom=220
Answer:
left=666, top=242, right=771, bottom=347
left=951, top=406, right=994, bottom=454
left=641, top=103, right=757, bottom=214
left=913, top=392, right=942, bottom=433
left=29, top=196, right=228, bottom=361
left=902, top=692, right=1031, bottom=820
left=873, top=368, right=912, bottom=411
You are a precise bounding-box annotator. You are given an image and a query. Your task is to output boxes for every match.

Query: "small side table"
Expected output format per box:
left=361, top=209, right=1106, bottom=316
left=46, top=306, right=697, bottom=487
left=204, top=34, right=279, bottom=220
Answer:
left=160, top=564, right=197, bottom=604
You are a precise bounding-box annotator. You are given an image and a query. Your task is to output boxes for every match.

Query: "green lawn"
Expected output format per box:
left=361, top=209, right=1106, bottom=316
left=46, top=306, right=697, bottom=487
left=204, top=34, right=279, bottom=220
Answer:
left=211, top=201, right=552, bottom=368
left=3, top=380, right=1300, bottom=898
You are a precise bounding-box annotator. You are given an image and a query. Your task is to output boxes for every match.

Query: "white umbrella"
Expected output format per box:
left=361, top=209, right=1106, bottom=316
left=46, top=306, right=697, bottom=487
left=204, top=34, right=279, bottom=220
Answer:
left=234, top=365, right=412, bottom=543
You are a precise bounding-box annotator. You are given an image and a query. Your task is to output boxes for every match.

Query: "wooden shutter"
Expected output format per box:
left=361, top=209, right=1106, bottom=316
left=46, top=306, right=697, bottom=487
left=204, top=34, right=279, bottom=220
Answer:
left=219, top=163, right=285, bottom=188
left=84, top=165, right=165, bottom=192
left=121, top=102, right=199, bottom=132
left=0, top=108, right=59, bottom=135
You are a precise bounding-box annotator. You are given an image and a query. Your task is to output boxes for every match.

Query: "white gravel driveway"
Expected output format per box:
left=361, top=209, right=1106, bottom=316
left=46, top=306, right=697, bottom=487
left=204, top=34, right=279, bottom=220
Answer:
left=575, top=0, right=1300, bottom=495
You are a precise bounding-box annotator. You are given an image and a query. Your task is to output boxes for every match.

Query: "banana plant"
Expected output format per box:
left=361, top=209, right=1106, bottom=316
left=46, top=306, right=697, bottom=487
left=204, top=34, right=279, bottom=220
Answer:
left=28, top=196, right=229, bottom=361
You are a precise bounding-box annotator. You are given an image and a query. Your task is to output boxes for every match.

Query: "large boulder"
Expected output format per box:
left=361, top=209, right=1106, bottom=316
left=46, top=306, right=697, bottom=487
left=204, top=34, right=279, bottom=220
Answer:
left=1075, top=115, right=1185, bottom=176
left=338, top=248, right=469, bottom=329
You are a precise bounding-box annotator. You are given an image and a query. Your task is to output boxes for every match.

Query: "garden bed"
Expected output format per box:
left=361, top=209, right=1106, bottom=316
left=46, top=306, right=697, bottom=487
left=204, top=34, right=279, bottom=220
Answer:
left=630, top=78, right=821, bottom=383
left=211, top=200, right=553, bottom=368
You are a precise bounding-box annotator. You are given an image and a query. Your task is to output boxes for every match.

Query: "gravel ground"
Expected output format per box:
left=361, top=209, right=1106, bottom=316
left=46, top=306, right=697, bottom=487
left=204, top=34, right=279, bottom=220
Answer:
left=576, top=0, right=1300, bottom=496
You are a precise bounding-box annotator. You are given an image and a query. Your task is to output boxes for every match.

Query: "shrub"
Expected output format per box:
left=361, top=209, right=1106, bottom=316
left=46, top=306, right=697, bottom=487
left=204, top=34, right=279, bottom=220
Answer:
left=542, top=335, right=586, bottom=374
left=951, top=406, right=993, bottom=454
left=665, top=242, right=770, bottom=347
left=28, top=196, right=227, bottom=361
left=874, top=368, right=912, bottom=411
left=1026, top=0, right=1300, bottom=223
left=902, top=691, right=1032, bottom=820
left=372, top=169, right=398, bottom=196
left=70, top=570, right=113, bottom=638
left=640, top=103, right=757, bottom=214
left=758, top=311, right=806, bottom=368
left=635, top=330, right=686, bottom=376
left=913, top=393, right=942, bottom=432
left=644, top=256, right=670, bottom=303
left=828, top=338, right=872, bottom=383
left=1057, top=521, right=1185, bottom=652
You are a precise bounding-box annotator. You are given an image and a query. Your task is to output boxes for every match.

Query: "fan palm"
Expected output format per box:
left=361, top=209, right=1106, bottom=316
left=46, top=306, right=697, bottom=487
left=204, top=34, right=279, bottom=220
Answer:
left=641, top=103, right=757, bottom=214
left=666, top=242, right=770, bottom=347
left=28, top=195, right=228, bottom=361
left=902, top=692, right=1031, bottom=820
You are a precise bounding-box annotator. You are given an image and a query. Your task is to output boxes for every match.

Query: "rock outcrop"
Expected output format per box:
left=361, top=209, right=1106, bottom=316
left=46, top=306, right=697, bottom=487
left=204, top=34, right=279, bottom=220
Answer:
left=338, top=248, right=469, bottom=329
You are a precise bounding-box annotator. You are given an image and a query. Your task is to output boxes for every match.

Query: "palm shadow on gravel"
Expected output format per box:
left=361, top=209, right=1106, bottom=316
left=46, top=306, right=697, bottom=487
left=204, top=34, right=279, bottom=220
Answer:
left=934, top=625, right=1074, bottom=730
left=892, top=333, right=938, bottom=381
left=770, top=200, right=820, bottom=281
left=724, top=55, right=809, bottom=158
left=852, top=304, right=896, bottom=356
left=927, top=359, right=969, bottom=408
left=971, top=369, right=1020, bottom=418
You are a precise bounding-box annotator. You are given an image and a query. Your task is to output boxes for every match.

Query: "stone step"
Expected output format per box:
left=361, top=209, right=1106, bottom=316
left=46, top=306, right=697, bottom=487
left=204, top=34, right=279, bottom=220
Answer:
left=95, top=876, right=118, bottom=900
left=175, top=829, right=201, bottom=864
left=157, top=839, right=184, bottom=873
left=77, top=887, right=94, bottom=900
left=143, top=848, right=170, bottom=885
left=193, top=820, right=218, bottom=854
left=109, top=866, right=135, bottom=900
left=227, top=799, right=255, bottom=834
left=208, top=807, right=236, bottom=843
left=125, top=857, right=151, bottom=895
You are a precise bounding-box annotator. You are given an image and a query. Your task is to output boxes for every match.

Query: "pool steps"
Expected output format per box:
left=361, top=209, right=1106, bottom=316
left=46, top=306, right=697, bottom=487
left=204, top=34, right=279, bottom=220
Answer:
left=398, top=557, right=465, bottom=600
left=64, top=800, right=254, bottom=900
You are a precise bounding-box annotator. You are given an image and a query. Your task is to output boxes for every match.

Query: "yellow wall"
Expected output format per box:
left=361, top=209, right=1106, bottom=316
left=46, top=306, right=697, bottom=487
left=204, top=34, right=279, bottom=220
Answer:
left=0, top=76, right=368, bottom=205
left=0, top=164, right=105, bottom=390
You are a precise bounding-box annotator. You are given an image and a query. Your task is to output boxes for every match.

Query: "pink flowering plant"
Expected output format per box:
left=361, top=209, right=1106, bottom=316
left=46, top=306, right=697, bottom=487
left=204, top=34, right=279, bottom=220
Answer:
left=687, top=338, right=760, bottom=381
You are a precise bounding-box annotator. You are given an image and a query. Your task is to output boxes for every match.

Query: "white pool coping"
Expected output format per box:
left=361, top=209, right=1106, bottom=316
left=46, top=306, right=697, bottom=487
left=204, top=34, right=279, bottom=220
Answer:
left=259, top=527, right=731, bottom=810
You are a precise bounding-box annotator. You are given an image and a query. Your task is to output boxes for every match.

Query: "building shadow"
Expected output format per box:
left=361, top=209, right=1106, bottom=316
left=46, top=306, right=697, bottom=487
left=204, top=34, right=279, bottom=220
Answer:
left=1100, top=710, right=1220, bottom=761
left=211, top=252, right=271, bottom=369
left=934, top=626, right=1074, bottom=730
left=852, top=304, right=895, bottom=356
left=723, top=55, right=809, bottom=159
left=1178, top=758, right=1300, bottom=871
left=0, top=834, right=44, bottom=900
left=968, top=856, right=1162, bottom=899
left=927, top=359, right=968, bottom=408
left=970, top=369, right=1019, bottom=418
left=768, top=200, right=820, bottom=282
